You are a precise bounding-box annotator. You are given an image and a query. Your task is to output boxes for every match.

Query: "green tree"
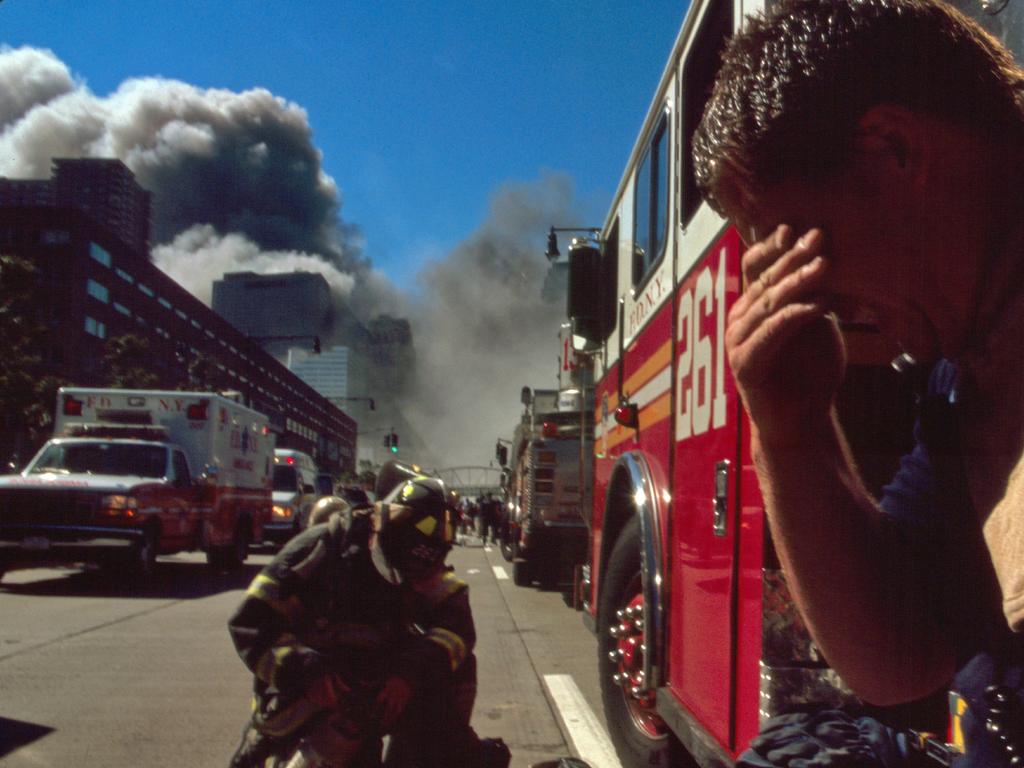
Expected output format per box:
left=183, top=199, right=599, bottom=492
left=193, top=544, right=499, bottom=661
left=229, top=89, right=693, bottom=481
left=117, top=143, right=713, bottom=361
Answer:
left=0, top=253, right=61, bottom=465
left=103, top=334, right=161, bottom=389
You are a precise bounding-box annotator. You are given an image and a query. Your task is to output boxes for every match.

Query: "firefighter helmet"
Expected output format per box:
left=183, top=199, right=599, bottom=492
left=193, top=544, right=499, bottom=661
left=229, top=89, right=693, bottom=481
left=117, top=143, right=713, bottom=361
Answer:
left=378, top=475, right=456, bottom=580
left=374, top=459, right=424, bottom=500
left=308, top=496, right=351, bottom=527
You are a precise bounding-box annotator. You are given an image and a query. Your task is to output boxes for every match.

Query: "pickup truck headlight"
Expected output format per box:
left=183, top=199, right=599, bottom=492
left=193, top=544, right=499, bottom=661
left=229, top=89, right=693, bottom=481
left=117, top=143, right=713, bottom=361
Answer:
left=99, top=494, right=138, bottom=518
left=272, top=504, right=294, bottom=519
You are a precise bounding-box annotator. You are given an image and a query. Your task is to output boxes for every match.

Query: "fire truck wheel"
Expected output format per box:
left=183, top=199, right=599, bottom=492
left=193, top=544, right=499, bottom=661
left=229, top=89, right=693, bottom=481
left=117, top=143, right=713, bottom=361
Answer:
left=512, top=538, right=533, bottom=587
left=598, top=516, right=686, bottom=768
left=500, top=530, right=514, bottom=563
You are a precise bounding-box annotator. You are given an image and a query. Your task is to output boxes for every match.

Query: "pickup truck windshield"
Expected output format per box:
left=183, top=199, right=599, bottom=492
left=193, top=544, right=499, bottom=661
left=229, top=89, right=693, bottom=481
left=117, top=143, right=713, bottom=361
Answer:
left=29, top=442, right=168, bottom=478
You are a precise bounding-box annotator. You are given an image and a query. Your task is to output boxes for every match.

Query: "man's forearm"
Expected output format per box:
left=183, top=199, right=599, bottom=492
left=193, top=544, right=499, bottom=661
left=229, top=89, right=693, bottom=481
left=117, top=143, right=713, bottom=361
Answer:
left=753, top=412, right=955, bottom=704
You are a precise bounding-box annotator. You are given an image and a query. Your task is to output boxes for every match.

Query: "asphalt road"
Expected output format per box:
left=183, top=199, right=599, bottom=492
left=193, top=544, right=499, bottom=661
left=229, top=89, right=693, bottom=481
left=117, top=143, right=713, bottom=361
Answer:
left=0, top=536, right=617, bottom=768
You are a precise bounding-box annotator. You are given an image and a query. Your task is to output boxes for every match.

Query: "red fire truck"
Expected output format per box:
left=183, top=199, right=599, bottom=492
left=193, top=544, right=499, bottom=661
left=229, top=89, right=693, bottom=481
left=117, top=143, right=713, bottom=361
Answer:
left=562, top=1, right=1024, bottom=767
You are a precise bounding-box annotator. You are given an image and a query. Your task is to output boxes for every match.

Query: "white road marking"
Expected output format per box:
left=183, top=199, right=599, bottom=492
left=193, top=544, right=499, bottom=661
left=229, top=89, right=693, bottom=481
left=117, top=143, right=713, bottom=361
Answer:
left=467, top=568, right=481, bottom=574
left=492, top=566, right=509, bottom=580
left=543, top=674, right=623, bottom=768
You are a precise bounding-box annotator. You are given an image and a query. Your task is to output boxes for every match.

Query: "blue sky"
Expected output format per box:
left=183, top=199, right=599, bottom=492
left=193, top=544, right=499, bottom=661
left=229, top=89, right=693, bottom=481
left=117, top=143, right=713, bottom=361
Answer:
left=1, top=1, right=686, bottom=289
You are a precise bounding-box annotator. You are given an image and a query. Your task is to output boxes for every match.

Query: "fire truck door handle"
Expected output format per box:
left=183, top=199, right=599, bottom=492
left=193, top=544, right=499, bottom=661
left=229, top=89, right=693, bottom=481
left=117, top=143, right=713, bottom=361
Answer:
left=713, top=461, right=729, bottom=537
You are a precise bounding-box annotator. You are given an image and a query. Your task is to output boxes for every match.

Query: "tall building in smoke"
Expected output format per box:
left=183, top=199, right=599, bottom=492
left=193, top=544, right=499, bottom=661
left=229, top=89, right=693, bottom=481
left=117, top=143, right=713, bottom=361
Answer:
left=288, top=346, right=350, bottom=401
left=212, top=271, right=331, bottom=359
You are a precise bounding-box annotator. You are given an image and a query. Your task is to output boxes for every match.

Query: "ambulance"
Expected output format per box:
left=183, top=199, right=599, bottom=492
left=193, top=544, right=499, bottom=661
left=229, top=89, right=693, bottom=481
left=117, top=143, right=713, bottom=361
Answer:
left=0, top=388, right=274, bottom=580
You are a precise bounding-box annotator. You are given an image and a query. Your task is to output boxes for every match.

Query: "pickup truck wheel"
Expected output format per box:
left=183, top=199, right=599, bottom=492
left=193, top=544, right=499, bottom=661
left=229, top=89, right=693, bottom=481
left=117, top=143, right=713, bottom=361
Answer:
left=130, top=526, right=159, bottom=579
left=511, top=537, right=533, bottom=587
left=598, top=516, right=677, bottom=768
left=222, top=521, right=251, bottom=570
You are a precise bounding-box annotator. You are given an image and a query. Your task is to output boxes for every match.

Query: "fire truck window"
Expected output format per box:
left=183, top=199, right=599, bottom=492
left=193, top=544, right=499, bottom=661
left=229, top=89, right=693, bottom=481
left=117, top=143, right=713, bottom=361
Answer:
left=633, top=115, right=669, bottom=287
left=680, top=0, right=734, bottom=227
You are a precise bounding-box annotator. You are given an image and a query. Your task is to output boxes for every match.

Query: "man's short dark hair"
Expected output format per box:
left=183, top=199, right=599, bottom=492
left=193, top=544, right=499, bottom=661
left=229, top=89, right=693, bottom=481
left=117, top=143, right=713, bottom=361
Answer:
left=693, top=0, right=1024, bottom=214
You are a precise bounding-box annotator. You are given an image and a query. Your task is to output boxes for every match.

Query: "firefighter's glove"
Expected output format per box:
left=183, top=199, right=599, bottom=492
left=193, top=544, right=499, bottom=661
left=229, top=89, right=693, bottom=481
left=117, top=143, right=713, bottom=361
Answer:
left=372, top=674, right=413, bottom=731
left=306, top=672, right=351, bottom=709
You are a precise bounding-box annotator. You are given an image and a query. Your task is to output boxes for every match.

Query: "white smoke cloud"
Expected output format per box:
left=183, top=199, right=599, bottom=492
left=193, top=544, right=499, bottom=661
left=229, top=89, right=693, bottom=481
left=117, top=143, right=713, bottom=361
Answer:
left=0, top=46, right=76, bottom=130
left=152, top=225, right=357, bottom=306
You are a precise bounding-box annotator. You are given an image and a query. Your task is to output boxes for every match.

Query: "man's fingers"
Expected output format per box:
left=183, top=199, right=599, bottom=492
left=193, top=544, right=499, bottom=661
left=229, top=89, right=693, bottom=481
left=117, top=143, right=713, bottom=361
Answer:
left=728, top=302, right=831, bottom=378
left=728, top=254, right=827, bottom=346
left=742, top=226, right=823, bottom=289
left=742, top=224, right=793, bottom=282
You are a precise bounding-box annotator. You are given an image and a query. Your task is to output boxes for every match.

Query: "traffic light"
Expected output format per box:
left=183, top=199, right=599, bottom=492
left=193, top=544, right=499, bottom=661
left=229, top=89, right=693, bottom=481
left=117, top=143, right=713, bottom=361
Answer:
left=313, top=336, right=322, bottom=354
left=383, top=432, right=399, bottom=454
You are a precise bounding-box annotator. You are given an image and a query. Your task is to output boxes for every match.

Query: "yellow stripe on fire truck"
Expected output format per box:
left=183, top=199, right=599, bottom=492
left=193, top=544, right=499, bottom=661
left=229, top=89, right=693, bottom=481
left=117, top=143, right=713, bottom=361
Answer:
left=595, top=364, right=673, bottom=450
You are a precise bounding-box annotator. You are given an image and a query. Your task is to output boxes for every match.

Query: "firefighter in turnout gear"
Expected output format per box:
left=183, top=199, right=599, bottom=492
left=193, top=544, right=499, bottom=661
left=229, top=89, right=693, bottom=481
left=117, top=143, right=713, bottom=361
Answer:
left=227, top=461, right=510, bottom=768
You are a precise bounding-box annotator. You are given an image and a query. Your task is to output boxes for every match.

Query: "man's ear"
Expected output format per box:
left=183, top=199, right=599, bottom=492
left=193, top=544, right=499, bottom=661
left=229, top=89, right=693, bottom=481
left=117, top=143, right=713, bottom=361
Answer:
left=854, top=104, right=931, bottom=190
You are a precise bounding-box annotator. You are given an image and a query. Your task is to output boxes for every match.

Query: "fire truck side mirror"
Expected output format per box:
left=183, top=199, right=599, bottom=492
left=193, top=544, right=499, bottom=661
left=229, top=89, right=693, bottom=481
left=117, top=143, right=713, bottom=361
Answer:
left=567, top=241, right=612, bottom=351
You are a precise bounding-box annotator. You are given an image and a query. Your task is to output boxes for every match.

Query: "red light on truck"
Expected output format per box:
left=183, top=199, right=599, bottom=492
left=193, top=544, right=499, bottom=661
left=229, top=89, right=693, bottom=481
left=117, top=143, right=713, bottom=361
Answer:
left=186, top=400, right=209, bottom=420
left=286, top=456, right=295, bottom=465
left=542, top=421, right=559, bottom=438
left=63, top=395, right=83, bottom=416
left=614, top=403, right=639, bottom=429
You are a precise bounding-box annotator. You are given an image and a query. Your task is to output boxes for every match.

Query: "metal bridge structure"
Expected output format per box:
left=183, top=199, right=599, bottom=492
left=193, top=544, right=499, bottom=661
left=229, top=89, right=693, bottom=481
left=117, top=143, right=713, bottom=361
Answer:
left=434, top=466, right=503, bottom=498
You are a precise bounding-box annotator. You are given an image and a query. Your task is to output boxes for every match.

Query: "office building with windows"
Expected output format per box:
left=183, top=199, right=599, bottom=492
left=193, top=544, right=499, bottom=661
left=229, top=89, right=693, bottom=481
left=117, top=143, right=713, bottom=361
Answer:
left=0, top=158, right=357, bottom=473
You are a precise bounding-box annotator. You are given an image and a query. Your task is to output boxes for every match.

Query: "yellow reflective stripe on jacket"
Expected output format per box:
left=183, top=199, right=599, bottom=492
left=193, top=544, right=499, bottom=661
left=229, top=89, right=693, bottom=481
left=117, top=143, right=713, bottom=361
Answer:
left=424, top=627, right=467, bottom=671
left=417, top=571, right=467, bottom=606
left=254, top=632, right=300, bottom=687
left=247, top=573, right=303, bottom=622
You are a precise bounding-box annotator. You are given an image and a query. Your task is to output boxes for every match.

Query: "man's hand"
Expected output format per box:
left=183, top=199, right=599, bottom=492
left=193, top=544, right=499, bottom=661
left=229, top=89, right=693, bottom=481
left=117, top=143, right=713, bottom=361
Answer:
left=372, top=674, right=413, bottom=731
left=306, top=672, right=351, bottom=708
left=726, top=225, right=843, bottom=444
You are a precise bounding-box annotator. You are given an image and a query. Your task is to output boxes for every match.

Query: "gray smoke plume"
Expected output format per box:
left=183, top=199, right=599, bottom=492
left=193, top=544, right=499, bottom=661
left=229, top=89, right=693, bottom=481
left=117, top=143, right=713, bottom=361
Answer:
left=402, top=173, right=580, bottom=467
left=0, top=46, right=388, bottom=315
left=1, top=46, right=585, bottom=468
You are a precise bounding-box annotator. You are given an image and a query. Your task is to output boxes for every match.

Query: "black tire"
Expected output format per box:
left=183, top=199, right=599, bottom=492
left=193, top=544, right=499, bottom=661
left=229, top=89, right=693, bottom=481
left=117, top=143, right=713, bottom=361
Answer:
left=499, top=525, right=514, bottom=562
left=222, top=519, right=251, bottom=570
left=538, top=555, right=559, bottom=590
left=511, top=537, right=533, bottom=587
left=205, top=546, right=223, bottom=570
left=598, top=516, right=682, bottom=768
left=129, top=525, right=159, bottom=580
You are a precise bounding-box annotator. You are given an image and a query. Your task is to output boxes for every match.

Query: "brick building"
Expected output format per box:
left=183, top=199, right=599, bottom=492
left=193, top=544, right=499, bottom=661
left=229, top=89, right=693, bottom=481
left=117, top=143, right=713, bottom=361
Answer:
left=0, top=158, right=357, bottom=474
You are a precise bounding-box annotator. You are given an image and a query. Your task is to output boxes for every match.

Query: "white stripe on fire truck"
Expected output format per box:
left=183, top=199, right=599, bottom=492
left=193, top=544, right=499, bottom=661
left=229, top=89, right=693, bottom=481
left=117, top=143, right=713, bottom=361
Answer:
left=594, top=365, right=671, bottom=441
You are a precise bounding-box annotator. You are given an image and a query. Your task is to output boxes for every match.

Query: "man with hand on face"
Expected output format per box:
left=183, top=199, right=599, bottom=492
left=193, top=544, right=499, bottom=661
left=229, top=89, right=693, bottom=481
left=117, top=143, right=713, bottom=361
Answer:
left=227, top=460, right=509, bottom=768
left=693, top=0, right=1024, bottom=763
